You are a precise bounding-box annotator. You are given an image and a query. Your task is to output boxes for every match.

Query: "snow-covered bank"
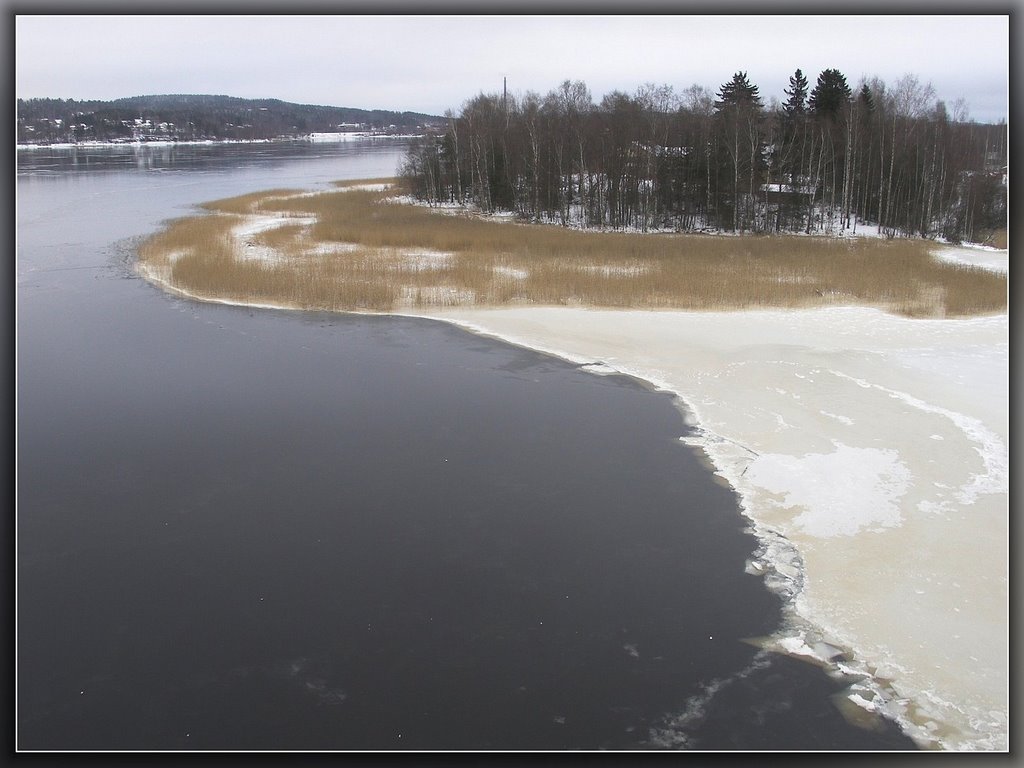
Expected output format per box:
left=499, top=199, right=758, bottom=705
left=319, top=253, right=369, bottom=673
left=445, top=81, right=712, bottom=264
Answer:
left=931, top=245, right=1009, bottom=273
left=307, top=131, right=422, bottom=142
left=16, top=139, right=277, bottom=149
left=401, top=304, right=1008, bottom=751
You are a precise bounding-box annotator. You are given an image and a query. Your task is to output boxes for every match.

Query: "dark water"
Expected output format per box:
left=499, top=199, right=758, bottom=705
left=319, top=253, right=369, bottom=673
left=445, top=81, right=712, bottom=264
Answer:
left=16, top=142, right=917, bottom=751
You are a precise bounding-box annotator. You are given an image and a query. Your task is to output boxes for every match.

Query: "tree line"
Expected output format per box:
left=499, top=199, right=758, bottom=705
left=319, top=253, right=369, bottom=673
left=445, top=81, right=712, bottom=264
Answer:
left=17, top=95, right=442, bottom=144
left=400, top=71, right=1007, bottom=242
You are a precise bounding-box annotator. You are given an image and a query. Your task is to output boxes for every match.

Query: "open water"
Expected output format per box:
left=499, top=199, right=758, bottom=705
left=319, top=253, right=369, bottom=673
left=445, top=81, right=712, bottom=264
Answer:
left=16, top=140, right=918, bottom=751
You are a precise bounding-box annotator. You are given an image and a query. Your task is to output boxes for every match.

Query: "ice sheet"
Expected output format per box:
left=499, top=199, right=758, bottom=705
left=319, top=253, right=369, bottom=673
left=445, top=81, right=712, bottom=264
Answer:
left=405, top=304, right=1008, bottom=750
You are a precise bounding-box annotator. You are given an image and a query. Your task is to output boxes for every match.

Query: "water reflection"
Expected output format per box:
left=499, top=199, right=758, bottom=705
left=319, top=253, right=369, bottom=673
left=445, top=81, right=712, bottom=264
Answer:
left=17, top=139, right=411, bottom=178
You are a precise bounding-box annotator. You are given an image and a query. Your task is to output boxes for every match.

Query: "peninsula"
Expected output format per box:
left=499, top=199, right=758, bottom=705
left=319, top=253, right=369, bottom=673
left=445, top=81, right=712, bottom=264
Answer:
left=136, top=179, right=1008, bottom=750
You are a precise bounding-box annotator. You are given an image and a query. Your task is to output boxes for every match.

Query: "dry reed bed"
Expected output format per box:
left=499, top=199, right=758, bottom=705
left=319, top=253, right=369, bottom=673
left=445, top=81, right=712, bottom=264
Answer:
left=136, top=182, right=1007, bottom=317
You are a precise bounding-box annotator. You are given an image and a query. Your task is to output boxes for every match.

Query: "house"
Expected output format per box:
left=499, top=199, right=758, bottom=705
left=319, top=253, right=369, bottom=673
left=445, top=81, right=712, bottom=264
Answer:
left=761, top=181, right=817, bottom=205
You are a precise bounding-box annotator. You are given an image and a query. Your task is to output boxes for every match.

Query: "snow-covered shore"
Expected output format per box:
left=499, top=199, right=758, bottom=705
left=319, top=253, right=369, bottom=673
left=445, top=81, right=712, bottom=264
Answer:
left=16, top=133, right=420, bottom=150
left=16, top=138, right=278, bottom=149
left=402, top=292, right=1008, bottom=751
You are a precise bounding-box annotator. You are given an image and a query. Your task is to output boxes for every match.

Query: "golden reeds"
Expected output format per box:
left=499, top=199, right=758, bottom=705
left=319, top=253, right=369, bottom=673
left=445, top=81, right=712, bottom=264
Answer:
left=135, top=182, right=1007, bottom=318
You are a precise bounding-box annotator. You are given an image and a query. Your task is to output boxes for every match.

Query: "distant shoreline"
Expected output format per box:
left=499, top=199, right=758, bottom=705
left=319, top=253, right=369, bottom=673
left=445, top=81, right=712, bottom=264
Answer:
left=16, top=133, right=422, bottom=150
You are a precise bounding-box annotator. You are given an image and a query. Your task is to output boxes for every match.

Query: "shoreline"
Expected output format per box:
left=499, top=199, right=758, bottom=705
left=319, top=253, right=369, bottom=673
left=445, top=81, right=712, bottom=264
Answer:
left=136, top=259, right=1008, bottom=750
left=16, top=134, right=420, bottom=150
left=134, top=222, right=1007, bottom=753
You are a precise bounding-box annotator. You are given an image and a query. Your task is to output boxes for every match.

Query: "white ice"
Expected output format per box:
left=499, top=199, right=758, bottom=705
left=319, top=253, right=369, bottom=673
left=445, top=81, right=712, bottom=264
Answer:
left=745, top=442, right=912, bottom=537
left=403, top=303, right=1008, bottom=750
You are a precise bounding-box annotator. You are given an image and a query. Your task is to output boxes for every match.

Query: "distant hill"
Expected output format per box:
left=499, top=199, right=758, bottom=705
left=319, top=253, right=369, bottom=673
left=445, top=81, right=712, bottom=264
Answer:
left=16, top=94, right=444, bottom=144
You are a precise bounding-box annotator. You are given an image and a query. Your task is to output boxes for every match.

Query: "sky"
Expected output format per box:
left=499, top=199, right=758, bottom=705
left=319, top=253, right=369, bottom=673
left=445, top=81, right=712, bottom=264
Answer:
left=15, top=14, right=1010, bottom=123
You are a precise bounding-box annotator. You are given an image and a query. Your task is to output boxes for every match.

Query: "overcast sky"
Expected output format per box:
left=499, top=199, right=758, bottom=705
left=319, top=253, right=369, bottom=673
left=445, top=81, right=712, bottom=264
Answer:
left=15, top=14, right=1010, bottom=123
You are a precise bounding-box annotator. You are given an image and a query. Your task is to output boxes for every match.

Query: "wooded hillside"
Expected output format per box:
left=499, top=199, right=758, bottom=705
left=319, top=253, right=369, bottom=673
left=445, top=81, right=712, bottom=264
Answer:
left=17, top=94, right=443, bottom=144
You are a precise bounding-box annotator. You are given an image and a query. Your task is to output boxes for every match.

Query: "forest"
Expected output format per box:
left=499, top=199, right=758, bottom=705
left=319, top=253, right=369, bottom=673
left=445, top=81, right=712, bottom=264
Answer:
left=400, top=71, right=1007, bottom=243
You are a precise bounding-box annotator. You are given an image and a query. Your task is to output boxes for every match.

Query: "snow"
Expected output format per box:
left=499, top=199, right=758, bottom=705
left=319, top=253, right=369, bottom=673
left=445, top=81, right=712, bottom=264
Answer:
left=745, top=443, right=912, bottom=537
left=336, top=182, right=391, bottom=193
left=402, top=303, right=1008, bottom=751
left=307, top=132, right=422, bottom=142
left=396, top=249, right=455, bottom=271
left=402, top=285, right=476, bottom=306
left=930, top=245, right=1008, bottom=273
left=16, top=139, right=272, bottom=149
left=820, top=410, right=854, bottom=425
left=234, top=214, right=317, bottom=241
left=304, top=241, right=362, bottom=256
left=493, top=265, right=529, bottom=280
left=308, top=131, right=375, bottom=142
left=232, top=214, right=317, bottom=264
left=828, top=370, right=1008, bottom=505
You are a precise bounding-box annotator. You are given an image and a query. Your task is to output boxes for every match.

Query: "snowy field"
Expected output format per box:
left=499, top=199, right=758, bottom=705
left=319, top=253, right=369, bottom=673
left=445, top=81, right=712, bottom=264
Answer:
left=408, top=270, right=1008, bottom=750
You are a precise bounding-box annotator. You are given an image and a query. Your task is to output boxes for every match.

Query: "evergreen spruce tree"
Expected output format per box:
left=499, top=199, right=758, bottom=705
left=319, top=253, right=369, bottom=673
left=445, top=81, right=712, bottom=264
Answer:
left=783, top=69, right=809, bottom=117
left=778, top=69, right=810, bottom=226
left=809, top=69, right=852, bottom=119
left=714, top=71, right=762, bottom=111
left=857, top=83, right=874, bottom=113
left=714, top=72, right=764, bottom=231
